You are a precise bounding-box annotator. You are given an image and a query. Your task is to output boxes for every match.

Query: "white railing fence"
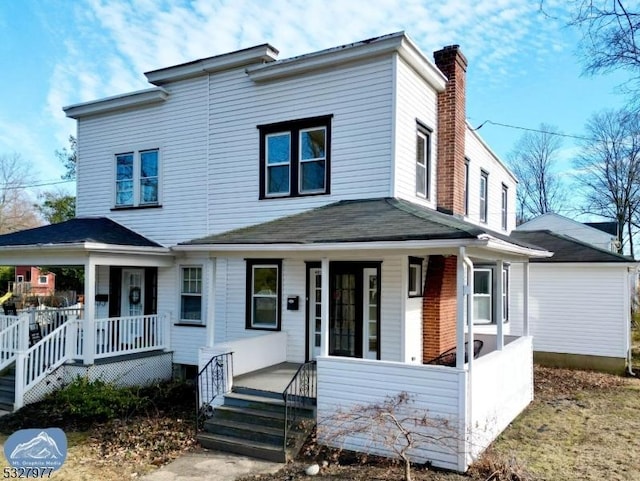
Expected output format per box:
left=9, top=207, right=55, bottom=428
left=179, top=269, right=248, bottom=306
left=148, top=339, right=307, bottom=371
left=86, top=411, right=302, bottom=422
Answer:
left=14, top=318, right=78, bottom=409
left=0, top=314, right=21, bottom=332
left=93, top=314, right=167, bottom=359
left=31, top=307, right=84, bottom=337
left=0, top=318, right=27, bottom=373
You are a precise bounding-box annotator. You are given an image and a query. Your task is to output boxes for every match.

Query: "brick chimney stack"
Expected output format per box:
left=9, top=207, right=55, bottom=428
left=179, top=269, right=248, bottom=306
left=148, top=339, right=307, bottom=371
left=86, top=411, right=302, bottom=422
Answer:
left=422, top=45, right=468, bottom=362
left=433, top=45, right=467, bottom=216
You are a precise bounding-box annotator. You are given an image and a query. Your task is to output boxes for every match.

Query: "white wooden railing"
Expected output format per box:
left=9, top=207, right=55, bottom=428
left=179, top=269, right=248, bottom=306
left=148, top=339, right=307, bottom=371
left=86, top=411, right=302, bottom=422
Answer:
left=32, top=307, right=84, bottom=337
left=0, top=314, right=21, bottom=332
left=14, top=319, right=79, bottom=408
left=93, top=314, right=167, bottom=359
left=0, top=317, right=26, bottom=373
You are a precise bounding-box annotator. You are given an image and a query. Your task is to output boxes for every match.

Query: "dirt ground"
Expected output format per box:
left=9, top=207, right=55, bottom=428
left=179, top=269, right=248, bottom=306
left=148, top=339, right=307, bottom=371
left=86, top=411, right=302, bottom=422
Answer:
left=0, top=367, right=638, bottom=480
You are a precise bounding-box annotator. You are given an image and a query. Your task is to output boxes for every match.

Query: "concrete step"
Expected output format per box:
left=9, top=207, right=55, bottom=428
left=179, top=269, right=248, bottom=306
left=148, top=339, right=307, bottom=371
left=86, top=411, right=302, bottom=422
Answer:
left=211, top=405, right=285, bottom=429
left=205, top=418, right=285, bottom=446
left=0, top=384, right=14, bottom=397
left=0, top=375, right=15, bottom=387
left=232, top=386, right=282, bottom=400
left=223, top=392, right=285, bottom=414
left=197, top=432, right=286, bottom=463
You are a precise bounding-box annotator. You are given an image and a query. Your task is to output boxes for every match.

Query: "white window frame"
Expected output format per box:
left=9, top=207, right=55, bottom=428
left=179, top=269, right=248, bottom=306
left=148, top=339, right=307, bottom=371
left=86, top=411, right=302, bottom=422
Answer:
left=502, top=267, right=509, bottom=322
left=479, top=170, right=488, bottom=223
left=298, top=126, right=327, bottom=195
left=114, top=148, right=160, bottom=208
left=38, top=275, right=48, bottom=285
left=265, top=132, right=291, bottom=197
left=416, top=127, right=431, bottom=199
left=463, top=158, right=470, bottom=216
left=473, top=266, right=509, bottom=325
left=501, top=184, right=508, bottom=231
left=408, top=257, right=423, bottom=297
left=179, top=266, right=203, bottom=324
left=247, top=261, right=281, bottom=331
left=473, top=268, right=492, bottom=324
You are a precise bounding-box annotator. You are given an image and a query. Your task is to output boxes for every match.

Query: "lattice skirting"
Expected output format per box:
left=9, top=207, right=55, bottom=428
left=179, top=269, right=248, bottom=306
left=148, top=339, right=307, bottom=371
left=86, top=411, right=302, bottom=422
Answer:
left=23, top=352, right=174, bottom=405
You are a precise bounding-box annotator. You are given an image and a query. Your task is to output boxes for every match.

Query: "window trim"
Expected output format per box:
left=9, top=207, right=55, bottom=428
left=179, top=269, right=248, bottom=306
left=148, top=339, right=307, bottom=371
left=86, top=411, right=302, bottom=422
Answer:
left=113, top=148, right=161, bottom=209
left=501, top=183, right=508, bottom=231
left=408, top=257, right=423, bottom=297
left=463, top=158, right=470, bottom=216
left=479, top=170, right=489, bottom=223
left=415, top=122, right=432, bottom=200
left=472, top=265, right=509, bottom=325
left=245, top=259, right=282, bottom=331
left=38, top=275, right=48, bottom=285
left=179, top=266, right=203, bottom=325
left=258, top=116, right=332, bottom=199
left=473, top=268, right=493, bottom=324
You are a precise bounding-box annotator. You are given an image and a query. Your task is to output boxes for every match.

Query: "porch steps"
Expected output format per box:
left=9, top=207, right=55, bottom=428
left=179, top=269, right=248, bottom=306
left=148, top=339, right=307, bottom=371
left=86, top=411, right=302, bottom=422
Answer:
left=0, top=365, right=15, bottom=411
left=197, top=387, right=315, bottom=463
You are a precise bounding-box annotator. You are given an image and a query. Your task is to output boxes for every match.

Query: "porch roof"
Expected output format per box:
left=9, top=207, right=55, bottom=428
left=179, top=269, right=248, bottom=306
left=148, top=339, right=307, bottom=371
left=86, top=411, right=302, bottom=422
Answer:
left=511, top=230, right=636, bottom=264
left=178, top=198, right=550, bottom=257
left=0, top=217, right=163, bottom=250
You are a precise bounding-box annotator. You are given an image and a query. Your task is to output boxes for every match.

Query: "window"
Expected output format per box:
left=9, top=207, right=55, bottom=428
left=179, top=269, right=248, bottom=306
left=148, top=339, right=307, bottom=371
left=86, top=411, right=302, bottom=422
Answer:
left=473, top=266, right=509, bottom=325
left=479, top=170, right=488, bottom=223
left=16, top=275, right=23, bottom=283
left=501, top=184, right=508, bottom=230
left=180, top=267, right=202, bottom=323
left=408, top=257, right=423, bottom=297
left=246, top=260, right=282, bottom=330
left=259, top=116, right=332, bottom=199
left=115, top=149, right=160, bottom=207
left=416, top=124, right=432, bottom=199
left=463, top=159, right=470, bottom=216
left=38, top=275, right=48, bottom=285
left=473, top=269, right=492, bottom=324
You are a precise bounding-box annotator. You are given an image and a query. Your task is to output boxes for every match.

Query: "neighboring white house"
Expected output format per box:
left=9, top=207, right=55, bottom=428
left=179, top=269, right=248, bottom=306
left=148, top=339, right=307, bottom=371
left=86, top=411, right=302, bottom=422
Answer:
left=0, top=32, right=551, bottom=471
left=518, top=212, right=619, bottom=252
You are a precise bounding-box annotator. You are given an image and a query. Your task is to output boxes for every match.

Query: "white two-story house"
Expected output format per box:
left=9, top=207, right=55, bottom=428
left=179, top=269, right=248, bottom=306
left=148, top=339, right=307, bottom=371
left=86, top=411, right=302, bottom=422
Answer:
left=0, top=32, right=550, bottom=471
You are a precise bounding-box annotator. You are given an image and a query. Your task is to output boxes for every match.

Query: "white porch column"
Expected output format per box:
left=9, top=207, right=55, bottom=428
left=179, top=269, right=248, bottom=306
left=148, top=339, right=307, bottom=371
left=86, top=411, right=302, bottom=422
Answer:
left=464, top=253, right=474, bottom=372
left=320, top=257, right=330, bottom=357
left=495, top=259, right=504, bottom=350
left=455, top=248, right=466, bottom=369
left=523, top=260, right=530, bottom=337
left=83, top=257, right=96, bottom=365
left=205, top=257, right=216, bottom=348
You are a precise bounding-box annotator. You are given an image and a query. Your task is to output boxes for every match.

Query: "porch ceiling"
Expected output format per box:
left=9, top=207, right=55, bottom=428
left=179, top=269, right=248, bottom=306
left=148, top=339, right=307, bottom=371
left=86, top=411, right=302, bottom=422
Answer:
left=177, top=198, right=550, bottom=258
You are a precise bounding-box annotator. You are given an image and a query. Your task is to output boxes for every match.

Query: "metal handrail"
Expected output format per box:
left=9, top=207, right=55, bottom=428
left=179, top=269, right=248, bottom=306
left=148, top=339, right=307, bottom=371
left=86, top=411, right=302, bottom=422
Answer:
left=282, top=360, right=317, bottom=452
left=195, top=352, right=233, bottom=433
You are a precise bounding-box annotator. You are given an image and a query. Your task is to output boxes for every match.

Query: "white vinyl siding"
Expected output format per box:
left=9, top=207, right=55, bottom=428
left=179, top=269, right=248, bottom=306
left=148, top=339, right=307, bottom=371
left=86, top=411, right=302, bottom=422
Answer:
left=517, top=213, right=616, bottom=251
left=207, top=57, right=394, bottom=234
left=510, top=263, right=630, bottom=359
left=394, top=56, right=438, bottom=208
left=465, top=128, right=517, bottom=233
left=76, top=77, right=209, bottom=246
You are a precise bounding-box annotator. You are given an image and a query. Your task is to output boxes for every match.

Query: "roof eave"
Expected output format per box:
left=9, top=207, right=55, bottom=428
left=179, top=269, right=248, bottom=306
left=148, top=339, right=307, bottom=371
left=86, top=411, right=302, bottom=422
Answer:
left=0, top=242, right=171, bottom=255
left=145, top=44, right=279, bottom=85
left=481, top=235, right=553, bottom=258
left=246, top=32, right=447, bottom=92
left=63, top=87, right=169, bottom=119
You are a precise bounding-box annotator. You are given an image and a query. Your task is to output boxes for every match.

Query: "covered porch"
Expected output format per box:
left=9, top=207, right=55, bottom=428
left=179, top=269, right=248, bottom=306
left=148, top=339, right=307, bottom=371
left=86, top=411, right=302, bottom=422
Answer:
left=0, top=218, right=175, bottom=409
left=185, top=198, right=550, bottom=470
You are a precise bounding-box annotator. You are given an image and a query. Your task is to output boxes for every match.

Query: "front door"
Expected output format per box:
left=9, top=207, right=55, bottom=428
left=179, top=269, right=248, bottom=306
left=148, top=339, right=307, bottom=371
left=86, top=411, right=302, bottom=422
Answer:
left=307, top=262, right=380, bottom=360
left=121, top=268, right=144, bottom=317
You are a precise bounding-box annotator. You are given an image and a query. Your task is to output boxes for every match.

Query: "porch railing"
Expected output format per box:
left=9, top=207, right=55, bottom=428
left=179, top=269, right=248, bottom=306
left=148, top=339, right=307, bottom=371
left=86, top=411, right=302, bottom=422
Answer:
left=33, top=307, right=84, bottom=337
left=94, top=314, right=166, bottom=359
left=0, top=317, right=26, bottom=373
left=15, top=318, right=79, bottom=409
left=196, top=351, right=233, bottom=431
left=282, top=360, right=317, bottom=452
left=0, top=314, right=21, bottom=332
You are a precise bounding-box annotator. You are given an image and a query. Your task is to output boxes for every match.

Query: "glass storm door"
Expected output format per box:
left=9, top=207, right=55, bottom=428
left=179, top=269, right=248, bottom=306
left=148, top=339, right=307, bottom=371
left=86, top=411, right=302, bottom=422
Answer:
left=308, top=267, right=322, bottom=360
left=330, top=267, right=362, bottom=358
left=122, top=269, right=144, bottom=317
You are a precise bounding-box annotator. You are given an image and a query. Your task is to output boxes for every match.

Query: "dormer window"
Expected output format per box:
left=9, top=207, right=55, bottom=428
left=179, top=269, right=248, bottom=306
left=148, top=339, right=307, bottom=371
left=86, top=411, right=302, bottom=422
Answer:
left=259, top=115, right=332, bottom=199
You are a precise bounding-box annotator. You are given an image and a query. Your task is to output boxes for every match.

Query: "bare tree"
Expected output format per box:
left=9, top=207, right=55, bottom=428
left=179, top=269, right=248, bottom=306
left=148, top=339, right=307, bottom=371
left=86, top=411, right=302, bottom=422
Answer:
left=508, top=124, right=567, bottom=223
left=321, top=392, right=459, bottom=481
left=574, top=108, right=640, bottom=255
left=0, top=154, right=41, bottom=234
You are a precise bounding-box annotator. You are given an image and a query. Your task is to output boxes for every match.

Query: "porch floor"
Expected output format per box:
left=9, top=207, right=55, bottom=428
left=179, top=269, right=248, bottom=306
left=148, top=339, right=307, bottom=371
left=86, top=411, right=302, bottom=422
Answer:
left=233, top=362, right=301, bottom=394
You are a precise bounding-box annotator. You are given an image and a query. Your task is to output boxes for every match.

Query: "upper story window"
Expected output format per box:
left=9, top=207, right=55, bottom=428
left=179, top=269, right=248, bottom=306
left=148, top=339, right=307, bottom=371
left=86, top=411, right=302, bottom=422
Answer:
left=416, top=123, right=432, bottom=199
left=38, top=275, right=48, bottom=285
left=463, top=158, right=470, bottom=216
left=501, top=184, right=508, bottom=230
left=115, top=149, right=160, bottom=208
left=479, top=170, right=488, bottom=223
left=259, top=116, right=332, bottom=199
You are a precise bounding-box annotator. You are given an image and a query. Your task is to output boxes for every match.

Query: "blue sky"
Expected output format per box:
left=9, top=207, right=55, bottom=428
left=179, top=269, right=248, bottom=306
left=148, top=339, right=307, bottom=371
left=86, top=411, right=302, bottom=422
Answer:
left=0, top=0, right=631, bottom=209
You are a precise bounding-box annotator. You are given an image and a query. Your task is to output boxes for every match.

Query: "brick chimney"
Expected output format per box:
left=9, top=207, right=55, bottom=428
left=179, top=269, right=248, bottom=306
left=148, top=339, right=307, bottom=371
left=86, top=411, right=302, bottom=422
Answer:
left=423, top=46, right=468, bottom=362
left=433, top=45, right=467, bottom=216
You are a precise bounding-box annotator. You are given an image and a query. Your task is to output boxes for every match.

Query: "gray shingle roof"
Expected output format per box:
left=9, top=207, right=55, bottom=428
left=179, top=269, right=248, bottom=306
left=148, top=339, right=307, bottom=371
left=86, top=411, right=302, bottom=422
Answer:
left=181, top=198, right=539, bottom=249
left=0, top=218, right=161, bottom=248
left=511, top=230, right=633, bottom=263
